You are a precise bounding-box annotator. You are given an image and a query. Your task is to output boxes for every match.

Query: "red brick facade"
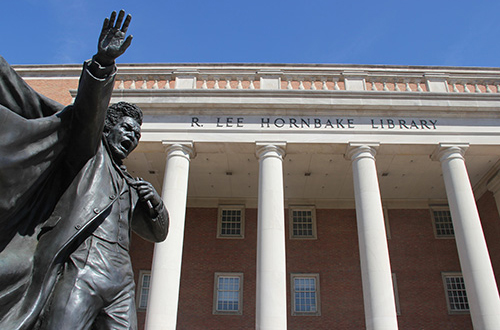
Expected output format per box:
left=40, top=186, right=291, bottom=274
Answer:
left=25, top=78, right=78, bottom=106
left=130, top=194, right=500, bottom=329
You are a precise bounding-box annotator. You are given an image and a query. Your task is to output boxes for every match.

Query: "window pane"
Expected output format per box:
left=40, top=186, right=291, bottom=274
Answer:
left=216, top=276, right=241, bottom=312
left=220, top=209, right=243, bottom=236
left=444, top=275, right=469, bottom=311
left=433, top=210, right=454, bottom=237
left=293, top=276, right=318, bottom=313
left=291, top=209, right=314, bottom=238
left=139, top=273, right=151, bottom=309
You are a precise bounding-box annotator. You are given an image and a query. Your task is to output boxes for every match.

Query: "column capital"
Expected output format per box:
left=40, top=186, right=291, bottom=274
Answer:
left=162, top=141, right=196, bottom=160
left=345, top=142, right=380, bottom=161
left=431, top=143, right=469, bottom=162
left=255, top=142, right=286, bottom=160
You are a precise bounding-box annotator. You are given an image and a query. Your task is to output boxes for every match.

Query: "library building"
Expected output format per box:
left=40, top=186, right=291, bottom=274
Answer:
left=17, top=61, right=500, bottom=329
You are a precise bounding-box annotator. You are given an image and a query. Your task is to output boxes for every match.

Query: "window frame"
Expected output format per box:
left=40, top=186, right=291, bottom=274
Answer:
left=213, top=272, right=244, bottom=315
left=430, top=205, right=455, bottom=238
left=384, top=206, right=391, bottom=239
left=217, top=205, right=245, bottom=239
left=289, top=206, right=317, bottom=240
left=442, top=272, right=470, bottom=314
left=136, top=270, right=151, bottom=311
left=290, top=273, right=321, bottom=316
left=392, top=273, right=401, bottom=315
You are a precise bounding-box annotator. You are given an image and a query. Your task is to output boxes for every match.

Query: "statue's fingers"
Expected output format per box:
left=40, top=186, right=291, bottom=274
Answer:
left=136, top=184, right=152, bottom=193
left=141, top=192, right=155, bottom=201
left=99, top=18, right=109, bottom=42
left=121, top=14, right=132, bottom=33
left=140, top=185, right=154, bottom=193
left=108, top=11, right=117, bottom=29
left=114, top=10, right=125, bottom=29
left=120, top=35, right=133, bottom=52
left=101, top=18, right=109, bottom=31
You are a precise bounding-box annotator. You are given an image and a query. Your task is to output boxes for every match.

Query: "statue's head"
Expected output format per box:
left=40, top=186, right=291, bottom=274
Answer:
left=104, top=102, right=143, bottom=162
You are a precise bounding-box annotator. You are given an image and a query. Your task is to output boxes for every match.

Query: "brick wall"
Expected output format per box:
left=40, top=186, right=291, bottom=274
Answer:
left=127, top=199, right=500, bottom=329
left=25, top=79, right=78, bottom=105
left=177, top=208, right=257, bottom=329
left=477, top=191, right=500, bottom=287
left=387, top=209, right=472, bottom=329
left=130, top=233, right=156, bottom=329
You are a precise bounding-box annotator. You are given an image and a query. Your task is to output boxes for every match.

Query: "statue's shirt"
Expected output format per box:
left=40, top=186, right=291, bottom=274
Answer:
left=91, top=175, right=132, bottom=251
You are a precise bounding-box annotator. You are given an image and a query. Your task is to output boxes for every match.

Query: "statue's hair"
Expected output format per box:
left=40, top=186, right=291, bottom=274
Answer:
left=104, top=102, right=143, bottom=131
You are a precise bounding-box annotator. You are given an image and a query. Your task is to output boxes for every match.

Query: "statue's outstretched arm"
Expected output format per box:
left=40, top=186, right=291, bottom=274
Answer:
left=67, top=10, right=133, bottom=170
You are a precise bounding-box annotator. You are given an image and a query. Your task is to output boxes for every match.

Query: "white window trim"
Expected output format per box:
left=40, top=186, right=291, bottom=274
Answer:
left=213, top=272, right=244, bottom=315
left=136, top=270, right=151, bottom=311
left=430, top=205, right=454, bottom=239
left=217, top=205, right=245, bottom=239
left=289, top=206, right=317, bottom=240
left=291, top=273, right=321, bottom=316
left=442, top=272, right=470, bottom=314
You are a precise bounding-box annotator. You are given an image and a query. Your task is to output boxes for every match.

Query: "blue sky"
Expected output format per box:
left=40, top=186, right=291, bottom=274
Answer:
left=2, top=0, right=500, bottom=67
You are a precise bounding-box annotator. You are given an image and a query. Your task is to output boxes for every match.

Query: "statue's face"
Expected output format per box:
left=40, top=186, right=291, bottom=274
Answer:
left=106, top=116, right=141, bottom=161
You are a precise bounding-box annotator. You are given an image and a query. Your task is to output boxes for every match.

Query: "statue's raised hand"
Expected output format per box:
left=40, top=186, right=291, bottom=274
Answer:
left=95, top=10, right=133, bottom=66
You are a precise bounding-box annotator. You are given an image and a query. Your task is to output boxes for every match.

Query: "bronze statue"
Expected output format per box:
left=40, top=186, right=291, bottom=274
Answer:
left=0, top=10, right=168, bottom=330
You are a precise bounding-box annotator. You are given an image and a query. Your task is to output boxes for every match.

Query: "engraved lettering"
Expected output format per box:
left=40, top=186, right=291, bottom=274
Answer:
left=275, top=118, right=285, bottom=128
left=290, top=118, right=299, bottom=128
left=237, top=117, right=244, bottom=127
left=191, top=117, right=202, bottom=127
left=314, top=118, right=321, bottom=128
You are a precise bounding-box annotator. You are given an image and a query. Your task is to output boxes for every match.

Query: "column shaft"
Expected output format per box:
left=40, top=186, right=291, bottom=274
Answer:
left=256, top=143, right=287, bottom=330
left=347, top=144, right=398, bottom=330
left=437, top=145, right=500, bottom=330
left=145, top=143, right=194, bottom=330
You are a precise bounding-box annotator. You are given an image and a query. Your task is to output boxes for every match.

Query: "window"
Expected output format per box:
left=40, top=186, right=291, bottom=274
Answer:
left=217, top=205, right=245, bottom=238
left=291, top=274, right=320, bottom=316
left=384, top=206, right=391, bottom=239
left=392, top=273, right=401, bottom=315
left=213, top=273, right=243, bottom=315
left=137, top=270, right=151, bottom=310
left=290, top=206, right=317, bottom=239
left=442, top=273, right=469, bottom=313
left=431, top=206, right=454, bottom=238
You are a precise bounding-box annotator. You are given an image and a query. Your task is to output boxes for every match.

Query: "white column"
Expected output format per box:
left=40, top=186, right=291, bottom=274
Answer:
left=433, top=144, right=500, bottom=330
left=145, top=142, right=195, bottom=330
left=255, top=142, right=287, bottom=330
left=346, top=143, right=398, bottom=330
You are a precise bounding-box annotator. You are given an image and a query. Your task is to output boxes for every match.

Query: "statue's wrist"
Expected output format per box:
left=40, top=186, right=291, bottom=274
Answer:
left=92, top=54, right=115, bottom=67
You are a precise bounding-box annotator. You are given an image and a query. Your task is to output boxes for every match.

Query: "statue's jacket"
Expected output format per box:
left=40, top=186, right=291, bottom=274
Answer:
left=0, top=56, right=168, bottom=329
